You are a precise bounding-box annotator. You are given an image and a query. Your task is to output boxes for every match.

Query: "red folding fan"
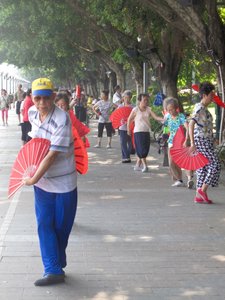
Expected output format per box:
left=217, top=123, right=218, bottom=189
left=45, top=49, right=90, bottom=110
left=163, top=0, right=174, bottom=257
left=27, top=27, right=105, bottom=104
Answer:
left=83, top=137, right=90, bottom=148
left=170, top=146, right=209, bottom=170
left=171, top=126, right=209, bottom=170
left=69, top=110, right=90, bottom=137
left=8, top=138, right=50, bottom=198
left=110, top=106, right=133, bottom=129
left=172, top=126, right=186, bottom=148
left=192, top=84, right=199, bottom=92
left=212, top=94, right=225, bottom=109
left=72, top=126, right=88, bottom=175
left=75, top=84, right=81, bottom=98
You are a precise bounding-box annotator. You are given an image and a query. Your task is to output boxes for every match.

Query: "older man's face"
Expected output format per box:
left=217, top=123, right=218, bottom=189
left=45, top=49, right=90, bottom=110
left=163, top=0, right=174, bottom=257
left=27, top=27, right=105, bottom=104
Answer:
left=32, top=94, right=55, bottom=115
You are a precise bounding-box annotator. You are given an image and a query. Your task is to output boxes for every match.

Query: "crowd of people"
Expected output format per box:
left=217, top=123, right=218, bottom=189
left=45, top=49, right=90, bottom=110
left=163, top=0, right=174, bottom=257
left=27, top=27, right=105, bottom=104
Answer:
left=93, top=82, right=221, bottom=206
left=2, top=78, right=222, bottom=286
left=3, top=81, right=222, bottom=196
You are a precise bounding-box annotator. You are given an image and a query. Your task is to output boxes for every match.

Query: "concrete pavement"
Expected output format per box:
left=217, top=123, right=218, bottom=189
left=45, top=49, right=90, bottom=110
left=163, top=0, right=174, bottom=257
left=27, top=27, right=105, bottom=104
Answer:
left=0, top=109, right=225, bottom=300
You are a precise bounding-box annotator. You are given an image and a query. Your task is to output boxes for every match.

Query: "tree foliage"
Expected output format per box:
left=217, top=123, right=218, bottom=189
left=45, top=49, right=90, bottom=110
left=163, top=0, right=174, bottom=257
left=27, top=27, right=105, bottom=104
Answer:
left=0, top=0, right=223, bottom=93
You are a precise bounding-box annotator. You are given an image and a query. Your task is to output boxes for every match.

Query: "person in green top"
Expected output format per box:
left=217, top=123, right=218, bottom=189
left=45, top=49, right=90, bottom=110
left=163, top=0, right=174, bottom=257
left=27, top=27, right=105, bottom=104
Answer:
left=164, top=97, right=194, bottom=188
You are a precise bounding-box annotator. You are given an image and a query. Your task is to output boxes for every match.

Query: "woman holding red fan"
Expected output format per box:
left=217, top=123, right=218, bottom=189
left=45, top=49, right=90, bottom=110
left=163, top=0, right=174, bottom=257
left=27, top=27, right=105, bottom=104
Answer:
left=164, top=97, right=194, bottom=188
left=118, top=90, right=134, bottom=163
left=189, top=82, right=221, bottom=204
left=164, top=97, right=194, bottom=189
left=127, top=93, right=163, bottom=172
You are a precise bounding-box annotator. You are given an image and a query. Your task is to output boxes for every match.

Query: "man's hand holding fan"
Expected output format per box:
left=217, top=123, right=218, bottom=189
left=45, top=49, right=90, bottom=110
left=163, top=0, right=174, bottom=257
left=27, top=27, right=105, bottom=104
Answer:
left=8, top=138, right=51, bottom=198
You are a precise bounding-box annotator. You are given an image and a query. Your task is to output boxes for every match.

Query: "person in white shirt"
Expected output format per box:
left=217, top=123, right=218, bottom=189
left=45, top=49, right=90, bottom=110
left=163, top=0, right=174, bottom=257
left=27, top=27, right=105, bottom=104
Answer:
left=112, top=85, right=122, bottom=108
left=23, top=78, right=77, bottom=286
left=92, top=90, right=113, bottom=148
left=127, top=93, right=163, bottom=173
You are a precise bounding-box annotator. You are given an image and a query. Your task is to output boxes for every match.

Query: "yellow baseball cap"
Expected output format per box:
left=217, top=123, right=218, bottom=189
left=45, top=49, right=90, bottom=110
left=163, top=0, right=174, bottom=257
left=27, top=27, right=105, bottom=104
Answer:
left=32, top=78, right=54, bottom=96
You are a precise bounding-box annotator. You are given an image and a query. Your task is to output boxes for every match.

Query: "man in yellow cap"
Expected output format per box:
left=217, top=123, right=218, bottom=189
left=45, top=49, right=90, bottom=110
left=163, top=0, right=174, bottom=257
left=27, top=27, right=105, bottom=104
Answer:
left=23, top=78, right=77, bottom=286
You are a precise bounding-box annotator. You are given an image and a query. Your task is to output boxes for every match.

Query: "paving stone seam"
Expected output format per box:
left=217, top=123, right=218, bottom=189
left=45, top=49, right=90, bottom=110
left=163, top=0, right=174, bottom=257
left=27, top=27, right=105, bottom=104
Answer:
left=0, top=190, right=21, bottom=254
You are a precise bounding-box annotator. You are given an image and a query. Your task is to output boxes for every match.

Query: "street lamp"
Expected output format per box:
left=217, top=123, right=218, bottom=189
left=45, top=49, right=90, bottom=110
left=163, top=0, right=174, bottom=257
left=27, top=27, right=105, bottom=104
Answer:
left=106, top=71, right=112, bottom=100
left=137, top=36, right=148, bottom=93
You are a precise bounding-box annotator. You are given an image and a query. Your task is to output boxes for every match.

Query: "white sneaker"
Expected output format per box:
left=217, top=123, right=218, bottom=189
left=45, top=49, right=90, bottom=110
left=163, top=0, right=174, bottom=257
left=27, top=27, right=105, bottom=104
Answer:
left=171, top=180, right=185, bottom=187
left=142, top=166, right=149, bottom=173
left=134, top=165, right=142, bottom=171
left=106, top=145, right=111, bottom=149
left=94, top=144, right=101, bottom=148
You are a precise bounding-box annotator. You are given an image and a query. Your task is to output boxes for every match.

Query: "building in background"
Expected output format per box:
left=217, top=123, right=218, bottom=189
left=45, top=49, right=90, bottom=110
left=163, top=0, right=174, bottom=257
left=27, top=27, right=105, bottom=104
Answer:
left=0, top=63, right=30, bottom=94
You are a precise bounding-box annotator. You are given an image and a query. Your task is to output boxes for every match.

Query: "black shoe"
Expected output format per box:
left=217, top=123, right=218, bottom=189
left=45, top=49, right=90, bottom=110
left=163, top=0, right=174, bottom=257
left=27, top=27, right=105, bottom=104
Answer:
left=122, top=159, right=131, bottom=163
left=34, top=274, right=65, bottom=286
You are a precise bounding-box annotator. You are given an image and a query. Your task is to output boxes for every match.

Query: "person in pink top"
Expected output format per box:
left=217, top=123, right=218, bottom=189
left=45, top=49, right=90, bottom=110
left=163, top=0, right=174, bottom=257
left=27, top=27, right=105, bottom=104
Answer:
left=21, top=88, right=33, bottom=144
left=0, top=89, right=10, bottom=126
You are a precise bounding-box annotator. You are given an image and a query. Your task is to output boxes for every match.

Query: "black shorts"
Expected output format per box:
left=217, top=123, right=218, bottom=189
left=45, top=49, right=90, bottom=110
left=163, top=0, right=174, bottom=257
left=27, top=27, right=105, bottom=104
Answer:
left=134, top=132, right=150, bottom=158
left=21, top=121, right=32, bottom=142
left=16, top=101, right=22, bottom=115
left=75, top=106, right=87, bottom=122
left=98, top=122, right=113, bottom=137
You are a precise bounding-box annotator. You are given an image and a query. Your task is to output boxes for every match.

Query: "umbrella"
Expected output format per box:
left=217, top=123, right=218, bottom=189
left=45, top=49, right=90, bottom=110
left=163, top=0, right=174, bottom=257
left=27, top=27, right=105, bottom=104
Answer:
left=8, top=138, right=50, bottom=198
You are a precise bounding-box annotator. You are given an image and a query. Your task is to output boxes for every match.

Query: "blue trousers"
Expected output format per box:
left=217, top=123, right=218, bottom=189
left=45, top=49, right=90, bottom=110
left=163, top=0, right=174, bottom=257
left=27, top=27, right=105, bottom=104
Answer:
left=119, top=130, right=132, bottom=159
left=34, top=186, right=78, bottom=275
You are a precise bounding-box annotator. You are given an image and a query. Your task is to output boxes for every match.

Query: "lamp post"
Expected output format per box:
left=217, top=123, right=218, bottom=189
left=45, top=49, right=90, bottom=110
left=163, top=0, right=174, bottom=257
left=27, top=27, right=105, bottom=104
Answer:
left=106, top=71, right=112, bottom=100
left=143, top=61, right=148, bottom=93
left=137, top=36, right=148, bottom=93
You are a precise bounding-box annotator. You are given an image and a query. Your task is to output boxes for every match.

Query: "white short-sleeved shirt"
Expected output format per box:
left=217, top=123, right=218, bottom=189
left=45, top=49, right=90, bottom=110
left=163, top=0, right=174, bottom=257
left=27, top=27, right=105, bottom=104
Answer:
left=96, top=100, right=112, bottom=123
left=133, top=106, right=151, bottom=133
left=28, top=105, right=77, bottom=193
left=112, top=92, right=121, bottom=106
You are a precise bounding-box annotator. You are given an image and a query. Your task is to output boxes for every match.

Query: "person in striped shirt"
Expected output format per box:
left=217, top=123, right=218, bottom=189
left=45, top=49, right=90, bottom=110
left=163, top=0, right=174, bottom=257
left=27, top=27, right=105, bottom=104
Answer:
left=23, top=78, right=77, bottom=286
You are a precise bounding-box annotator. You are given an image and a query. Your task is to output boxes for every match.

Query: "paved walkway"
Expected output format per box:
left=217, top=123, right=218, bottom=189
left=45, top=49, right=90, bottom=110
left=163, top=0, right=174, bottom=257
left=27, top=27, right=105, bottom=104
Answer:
left=0, top=109, right=225, bottom=300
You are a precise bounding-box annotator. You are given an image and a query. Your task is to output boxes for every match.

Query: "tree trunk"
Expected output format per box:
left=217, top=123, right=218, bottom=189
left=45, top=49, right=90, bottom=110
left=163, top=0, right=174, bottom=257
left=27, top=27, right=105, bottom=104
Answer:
left=158, top=27, right=186, bottom=111
left=143, top=0, right=225, bottom=142
left=116, top=71, right=126, bottom=90
left=160, top=72, right=178, bottom=98
left=215, top=65, right=225, bottom=143
left=132, top=64, right=143, bottom=89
